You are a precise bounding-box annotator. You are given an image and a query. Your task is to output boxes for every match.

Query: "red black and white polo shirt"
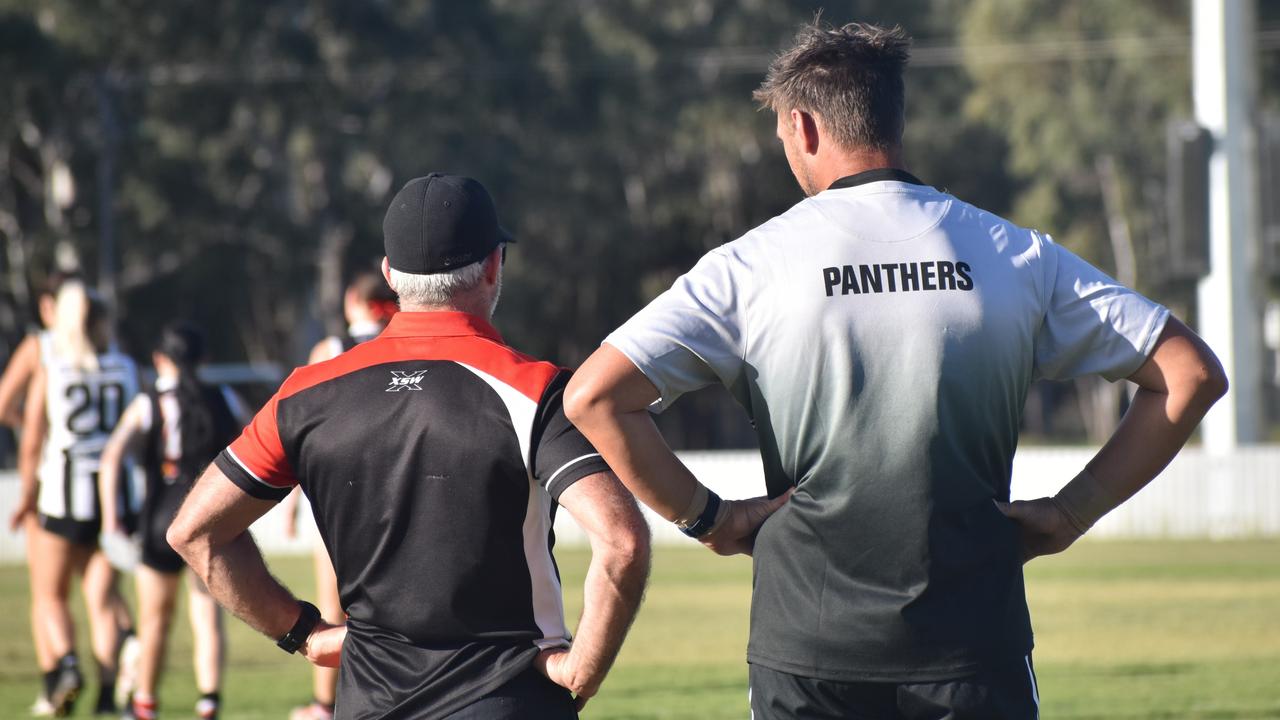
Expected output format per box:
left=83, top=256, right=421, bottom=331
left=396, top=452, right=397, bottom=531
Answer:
left=215, top=311, right=609, bottom=718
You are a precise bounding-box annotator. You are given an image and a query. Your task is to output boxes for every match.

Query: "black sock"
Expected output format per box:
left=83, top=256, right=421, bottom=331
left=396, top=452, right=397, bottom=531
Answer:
left=196, top=691, right=221, bottom=718
left=95, top=682, right=117, bottom=712
left=43, top=654, right=79, bottom=699
left=42, top=669, right=59, bottom=699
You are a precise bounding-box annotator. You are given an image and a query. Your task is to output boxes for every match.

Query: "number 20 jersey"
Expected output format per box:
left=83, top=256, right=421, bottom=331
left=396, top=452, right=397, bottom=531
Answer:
left=37, top=333, right=138, bottom=522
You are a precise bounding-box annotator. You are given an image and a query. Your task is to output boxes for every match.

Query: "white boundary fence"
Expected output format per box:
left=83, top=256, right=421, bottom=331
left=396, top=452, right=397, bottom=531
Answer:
left=1, top=446, right=1277, bottom=563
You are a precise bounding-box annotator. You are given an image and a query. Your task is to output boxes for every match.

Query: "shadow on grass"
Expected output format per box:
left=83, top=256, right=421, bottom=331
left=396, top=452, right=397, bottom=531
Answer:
left=1051, top=708, right=1280, bottom=720
left=603, top=678, right=746, bottom=700
left=1056, top=661, right=1197, bottom=677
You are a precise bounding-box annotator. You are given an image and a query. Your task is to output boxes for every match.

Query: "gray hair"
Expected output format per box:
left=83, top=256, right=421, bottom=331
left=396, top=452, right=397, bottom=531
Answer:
left=389, top=261, right=489, bottom=308
left=752, top=21, right=911, bottom=151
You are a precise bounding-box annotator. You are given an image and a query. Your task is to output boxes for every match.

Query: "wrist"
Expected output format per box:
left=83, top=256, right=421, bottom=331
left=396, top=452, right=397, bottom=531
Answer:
left=276, top=600, right=321, bottom=654
left=1052, top=468, right=1119, bottom=534
left=673, top=484, right=708, bottom=526
left=675, top=488, right=722, bottom=539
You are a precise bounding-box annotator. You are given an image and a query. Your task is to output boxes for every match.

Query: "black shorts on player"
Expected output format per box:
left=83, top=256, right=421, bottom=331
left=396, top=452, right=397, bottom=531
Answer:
left=137, top=486, right=187, bottom=574
left=39, top=514, right=101, bottom=547
left=748, top=658, right=1041, bottom=720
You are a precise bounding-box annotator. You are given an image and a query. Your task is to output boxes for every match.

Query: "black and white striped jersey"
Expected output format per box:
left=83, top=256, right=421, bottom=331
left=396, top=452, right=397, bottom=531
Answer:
left=37, top=332, right=139, bottom=524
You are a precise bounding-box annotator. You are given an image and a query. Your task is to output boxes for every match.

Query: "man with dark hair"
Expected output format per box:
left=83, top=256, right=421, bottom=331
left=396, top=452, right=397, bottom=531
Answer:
left=566, top=21, right=1226, bottom=719
left=169, top=173, right=650, bottom=718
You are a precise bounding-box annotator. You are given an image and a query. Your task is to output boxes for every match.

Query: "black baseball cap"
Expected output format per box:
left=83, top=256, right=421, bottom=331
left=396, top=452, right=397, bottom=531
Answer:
left=382, top=173, right=514, bottom=274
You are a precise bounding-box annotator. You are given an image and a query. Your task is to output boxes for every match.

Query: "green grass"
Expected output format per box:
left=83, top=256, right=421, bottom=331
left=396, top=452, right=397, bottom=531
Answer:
left=2, top=540, right=1278, bottom=718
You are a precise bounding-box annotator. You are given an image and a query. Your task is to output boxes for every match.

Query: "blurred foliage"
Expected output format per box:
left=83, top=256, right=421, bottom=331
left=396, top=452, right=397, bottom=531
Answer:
left=961, top=0, right=1189, bottom=296
left=1, top=0, right=1276, bottom=448
left=0, top=1, right=1011, bottom=364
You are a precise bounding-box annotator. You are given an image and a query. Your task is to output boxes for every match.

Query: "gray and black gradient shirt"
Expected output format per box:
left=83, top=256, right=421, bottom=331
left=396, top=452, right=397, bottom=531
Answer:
left=606, top=170, right=1168, bottom=682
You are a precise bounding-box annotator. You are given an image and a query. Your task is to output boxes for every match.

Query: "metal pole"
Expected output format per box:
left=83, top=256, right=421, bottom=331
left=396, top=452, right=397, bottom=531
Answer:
left=1194, top=0, right=1264, bottom=448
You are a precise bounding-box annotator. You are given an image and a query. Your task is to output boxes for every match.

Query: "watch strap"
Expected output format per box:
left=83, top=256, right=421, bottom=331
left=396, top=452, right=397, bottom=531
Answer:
left=276, top=600, right=321, bottom=654
left=679, top=490, right=722, bottom=539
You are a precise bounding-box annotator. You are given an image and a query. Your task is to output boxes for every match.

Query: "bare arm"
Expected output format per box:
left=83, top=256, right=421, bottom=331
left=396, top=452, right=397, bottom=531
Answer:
left=98, top=396, right=149, bottom=535
left=564, top=344, right=788, bottom=556
left=536, top=471, right=649, bottom=710
left=167, top=464, right=346, bottom=666
left=10, top=363, right=47, bottom=531
left=0, top=335, right=39, bottom=428
left=1001, top=317, right=1228, bottom=559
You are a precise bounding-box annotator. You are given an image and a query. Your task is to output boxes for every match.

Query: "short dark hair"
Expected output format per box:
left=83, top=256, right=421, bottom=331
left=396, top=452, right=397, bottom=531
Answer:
left=752, top=21, right=911, bottom=151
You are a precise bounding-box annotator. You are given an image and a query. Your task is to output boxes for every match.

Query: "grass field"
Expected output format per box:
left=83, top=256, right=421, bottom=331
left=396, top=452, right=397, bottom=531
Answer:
left=2, top=540, right=1278, bottom=718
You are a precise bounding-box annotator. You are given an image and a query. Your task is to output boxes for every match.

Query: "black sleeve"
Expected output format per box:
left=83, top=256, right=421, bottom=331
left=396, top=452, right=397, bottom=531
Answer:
left=529, top=370, right=611, bottom=500
left=213, top=450, right=293, bottom=502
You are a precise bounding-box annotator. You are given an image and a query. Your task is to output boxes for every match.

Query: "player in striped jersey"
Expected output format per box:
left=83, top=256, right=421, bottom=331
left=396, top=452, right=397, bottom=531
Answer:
left=1, top=271, right=75, bottom=716
left=11, top=281, right=139, bottom=716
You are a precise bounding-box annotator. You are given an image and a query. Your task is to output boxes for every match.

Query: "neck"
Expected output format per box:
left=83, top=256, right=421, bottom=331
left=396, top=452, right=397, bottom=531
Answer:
left=399, top=301, right=492, bottom=319
left=812, top=145, right=905, bottom=192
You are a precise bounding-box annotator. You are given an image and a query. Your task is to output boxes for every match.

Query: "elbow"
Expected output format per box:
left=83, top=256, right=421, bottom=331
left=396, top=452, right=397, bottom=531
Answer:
left=564, top=373, right=605, bottom=429
left=589, top=507, right=652, bottom=587
left=618, top=518, right=652, bottom=570
left=165, top=513, right=199, bottom=563
left=609, top=513, right=653, bottom=583
left=1203, top=362, right=1228, bottom=405
left=1192, top=353, right=1229, bottom=408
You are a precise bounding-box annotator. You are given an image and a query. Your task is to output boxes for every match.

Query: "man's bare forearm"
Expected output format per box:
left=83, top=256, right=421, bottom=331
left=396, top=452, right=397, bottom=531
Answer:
left=565, top=346, right=699, bottom=520
left=1071, top=320, right=1226, bottom=519
left=1008, top=319, right=1229, bottom=552
left=1085, top=385, right=1218, bottom=502
left=168, top=467, right=307, bottom=642
left=567, top=344, right=791, bottom=556
left=588, top=408, right=700, bottom=521
left=189, top=530, right=300, bottom=639
left=564, top=525, right=650, bottom=696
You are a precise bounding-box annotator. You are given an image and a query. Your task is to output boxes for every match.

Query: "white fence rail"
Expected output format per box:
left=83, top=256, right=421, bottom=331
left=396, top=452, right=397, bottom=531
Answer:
left=1, top=446, right=1277, bottom=563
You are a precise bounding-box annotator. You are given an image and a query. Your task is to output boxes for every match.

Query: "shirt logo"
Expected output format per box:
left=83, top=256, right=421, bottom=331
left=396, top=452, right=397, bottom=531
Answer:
left=386, top=370, right=428, bottom=392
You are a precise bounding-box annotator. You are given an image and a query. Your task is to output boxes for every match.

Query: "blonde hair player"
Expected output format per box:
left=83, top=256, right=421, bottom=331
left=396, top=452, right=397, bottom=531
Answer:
left=9, top=280, right=140, bottom=716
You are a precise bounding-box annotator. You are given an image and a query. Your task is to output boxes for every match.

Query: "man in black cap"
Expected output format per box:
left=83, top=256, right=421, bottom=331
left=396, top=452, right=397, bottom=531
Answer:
left=168, top=174, right=651, bottom=718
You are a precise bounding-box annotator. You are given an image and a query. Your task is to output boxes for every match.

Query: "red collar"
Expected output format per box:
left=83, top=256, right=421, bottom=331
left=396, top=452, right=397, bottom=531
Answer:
left=379, top=311, right=503, bottom=343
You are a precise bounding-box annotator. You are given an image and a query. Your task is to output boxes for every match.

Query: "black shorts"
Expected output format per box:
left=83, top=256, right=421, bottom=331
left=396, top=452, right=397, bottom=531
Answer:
left=749, top=657, right=1040, bottom=720
left=39, top=513, right=100, bottom=547
left=139, top=483, right=188, bottom=574
left=441, top=665, right=576, bottom=720
left=139, top=517, right=184, bottom=574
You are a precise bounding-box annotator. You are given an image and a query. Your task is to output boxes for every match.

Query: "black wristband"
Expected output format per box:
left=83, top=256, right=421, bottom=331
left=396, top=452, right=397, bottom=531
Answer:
left=276, top=600, right=321, bottom=654
left=679, top=490, right=722, bottom=539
